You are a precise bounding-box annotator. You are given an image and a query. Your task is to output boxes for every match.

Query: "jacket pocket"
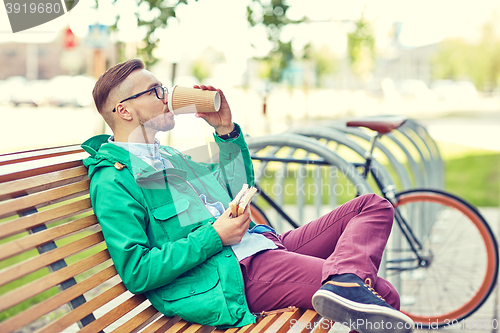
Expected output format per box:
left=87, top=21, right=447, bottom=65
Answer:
left=162, top=268, right=222, bottom=325
left=152, top=199, right=197, bottom=237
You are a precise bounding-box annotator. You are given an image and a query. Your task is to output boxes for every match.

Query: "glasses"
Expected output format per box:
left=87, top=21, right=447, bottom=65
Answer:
left=112, top=86, right=168, bottom=112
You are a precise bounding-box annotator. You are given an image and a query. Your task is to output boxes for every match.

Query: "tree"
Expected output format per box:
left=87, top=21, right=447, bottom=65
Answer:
left=347, top=14, right=375, bottom=81
left=96, top=0, right=198, bottom=67
left=431, top=21, right=500, bottom=91
left=303, top=43, right=338, bottom=88
left=246, top=0, right=305, bottom=83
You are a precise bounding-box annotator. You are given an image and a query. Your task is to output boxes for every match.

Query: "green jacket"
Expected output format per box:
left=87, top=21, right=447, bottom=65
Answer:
left=81, top=124, right=257, bottom=328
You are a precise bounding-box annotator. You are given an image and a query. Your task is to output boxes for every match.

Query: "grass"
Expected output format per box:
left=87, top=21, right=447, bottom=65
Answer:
left=443, top=151, right=500, bottom=207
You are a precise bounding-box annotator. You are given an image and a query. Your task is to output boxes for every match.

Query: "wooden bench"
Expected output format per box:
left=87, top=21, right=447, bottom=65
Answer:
left=0, top=145, right=332, bottom=333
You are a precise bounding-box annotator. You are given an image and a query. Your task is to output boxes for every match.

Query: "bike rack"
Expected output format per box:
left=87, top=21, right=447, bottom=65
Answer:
left=247, top=133, right=373, bottom=232
left=286, top=126, right=406, bottom=191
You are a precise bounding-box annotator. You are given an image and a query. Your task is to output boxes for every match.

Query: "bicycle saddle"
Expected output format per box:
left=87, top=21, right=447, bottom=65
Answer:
left=346, top=116, right=407, bottom=134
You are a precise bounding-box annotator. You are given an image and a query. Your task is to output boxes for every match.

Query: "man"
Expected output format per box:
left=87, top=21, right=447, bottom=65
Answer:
left=82, top=59, right=414, bottom=333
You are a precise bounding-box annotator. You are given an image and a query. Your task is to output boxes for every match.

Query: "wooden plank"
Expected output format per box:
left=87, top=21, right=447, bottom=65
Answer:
left=0, top=197, right=92, bottom=240
left=182, top=323, right=213, bottom=333
left=212, top=328, right=238, bottom=333
left=0, top=165, right=88, bottom=200
left=129, top=310, right=164, bottom=333
left=0, top=214, right=98, bottom=261
left=0, top=231, right=104, bottom=286
left=235, top=323, right=256, bottom=333
left=77, top=293, right=148, bottom=333
left=111, top=305, right=161, bottom=333
left=288, top=310, right=321, bottom=333
left=141, top=316, right=181, bottom=333
left=0, top=179, right=90, bottom=219
left=0, top=265, right=118, bottom=333
left=165, top=320, right=191, bottom=333
left=249, top=315, right=279, bottom=333
left=0, top=145, right=84, bottom=167
left=0, top=249, right=110, bottom=312
left=263, top=308, right=304, bottom=333
left=36, top=282, right=128, bottom=333
left=311, top=318, right=334, bottom=333
left=0, top=160, right=83, bottom=183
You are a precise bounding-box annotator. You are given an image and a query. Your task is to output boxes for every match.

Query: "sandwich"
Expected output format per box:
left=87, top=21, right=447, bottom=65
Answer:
left=229, top=184, right=258, bottom=217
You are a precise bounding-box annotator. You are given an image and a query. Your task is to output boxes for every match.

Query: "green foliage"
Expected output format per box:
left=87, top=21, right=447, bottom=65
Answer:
left=247, top=0, right=305, bottom=82
left=431, top=22, right=500, bottom=91
left=96, top=0, right=196, bottom=67
left=444, top=152, right=500, bottom=207
left=303, top=43, right=338, bottom=87
left=191, top=58, right=211, bottom=83
left=347, top=14, right=375, bottom=80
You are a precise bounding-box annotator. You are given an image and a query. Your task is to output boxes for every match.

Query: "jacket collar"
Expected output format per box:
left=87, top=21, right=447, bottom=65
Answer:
left=82, top=134, right=188, bottom=181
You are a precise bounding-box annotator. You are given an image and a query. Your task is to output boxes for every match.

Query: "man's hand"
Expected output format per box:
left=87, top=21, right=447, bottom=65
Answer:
left=212, top=206, right=251, bottom=246
left=193, top=85, right=234, bottom=135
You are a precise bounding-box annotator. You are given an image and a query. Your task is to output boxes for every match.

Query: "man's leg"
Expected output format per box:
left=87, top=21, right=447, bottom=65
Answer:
left=243, top=194, right=398, bottom=310
left=279, top=193, right=394, bottom=288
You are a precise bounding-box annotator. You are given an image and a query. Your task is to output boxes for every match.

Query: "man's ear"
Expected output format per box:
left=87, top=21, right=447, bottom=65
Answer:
left=115, top=104, right=133, bottom=121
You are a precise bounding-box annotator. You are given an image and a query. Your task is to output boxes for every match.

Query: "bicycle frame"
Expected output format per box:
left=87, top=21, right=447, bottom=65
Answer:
left=251, top=132, right=430, bottom=274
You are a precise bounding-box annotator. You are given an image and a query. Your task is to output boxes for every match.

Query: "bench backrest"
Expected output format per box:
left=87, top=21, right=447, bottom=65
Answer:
left=0, top=145, right=329, bottom=333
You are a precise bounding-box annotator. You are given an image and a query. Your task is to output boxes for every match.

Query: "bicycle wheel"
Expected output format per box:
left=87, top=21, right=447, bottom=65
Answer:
left=387, top=189, right=498, bottom=328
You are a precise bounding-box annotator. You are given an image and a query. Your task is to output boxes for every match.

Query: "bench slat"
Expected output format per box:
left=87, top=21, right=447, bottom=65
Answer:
left=113, top=305, right=163, bottom=333
left=0, top=214, right=99, bottom=261
left=0, top=265, right=118, bottom=333
left=212, top=327, right=238, bottom=333
left=249, top=315, right=279, bottom=333
left=0, top=231, right=104, bottom=286
left=234, top=323, right=255, bottom=333
left=263, top=308, right=303, bottom=333
left=0, top=249, right=110, bottom=312
left=311, top=318, right=334, bottom=333
left=36, top=281, right=128, bottom=333
left=165, top=319, right=192, bottom=333
left=0, top=160, right=83, bottom=183
left=0, top=197, right=92, bottom=240
left=0, top=146, right=84, bottom=166
left=141, top=316, right=181, bottom=333
left=289, top=310, right=321, bottom=333
left=181, top=323, right=208, bottom=333
left=78, top=293, right=148, bottom=333
left=0, top=179, right=90, bottom=219
left=0, top=165, right=88, bottom=200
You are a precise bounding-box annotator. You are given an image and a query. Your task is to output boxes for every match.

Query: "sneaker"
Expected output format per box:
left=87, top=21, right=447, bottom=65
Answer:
left=312, top=274, right=414, bottom=333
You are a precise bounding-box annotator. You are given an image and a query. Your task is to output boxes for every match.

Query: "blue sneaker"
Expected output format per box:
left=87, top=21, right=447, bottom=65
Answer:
left=312, top=274, right=414, bottom=333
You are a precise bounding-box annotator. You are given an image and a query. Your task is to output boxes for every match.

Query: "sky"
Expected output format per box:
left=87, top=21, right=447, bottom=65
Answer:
left=1, top=0, right=500, bottom=60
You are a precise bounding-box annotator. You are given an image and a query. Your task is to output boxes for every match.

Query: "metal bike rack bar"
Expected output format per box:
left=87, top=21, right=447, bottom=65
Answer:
left=247, top=133, right=373, bottom=231
left=286, top=126, right=407, bottom=191
left=324, top=122, right=424, bottom=189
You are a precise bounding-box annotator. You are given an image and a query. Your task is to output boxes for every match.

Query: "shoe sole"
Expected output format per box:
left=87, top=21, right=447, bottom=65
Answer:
left=312, top=290, right=414, bottom=333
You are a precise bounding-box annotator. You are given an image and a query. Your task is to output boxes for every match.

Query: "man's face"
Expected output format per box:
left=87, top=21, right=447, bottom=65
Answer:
left=119, top=69, right=175, bottom=132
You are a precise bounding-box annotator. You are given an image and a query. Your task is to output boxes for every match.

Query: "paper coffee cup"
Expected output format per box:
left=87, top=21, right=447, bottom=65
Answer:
left=168, top=85, right=221, bottom=115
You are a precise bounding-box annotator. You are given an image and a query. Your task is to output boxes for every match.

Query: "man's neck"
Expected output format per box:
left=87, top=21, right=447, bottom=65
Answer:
left=113, top=126, right=158, bottom=144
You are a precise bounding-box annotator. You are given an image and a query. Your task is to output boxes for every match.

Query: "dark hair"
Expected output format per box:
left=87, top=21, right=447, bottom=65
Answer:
left=92, top=59, right=145, bottom=113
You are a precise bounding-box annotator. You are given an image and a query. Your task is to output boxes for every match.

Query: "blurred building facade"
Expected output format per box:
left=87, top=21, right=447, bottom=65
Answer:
left=0, top=29, right=117, bottom=80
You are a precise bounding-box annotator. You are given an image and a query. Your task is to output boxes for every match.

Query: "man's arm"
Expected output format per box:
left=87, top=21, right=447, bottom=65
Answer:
left=192, top=85, right=254, bottom=198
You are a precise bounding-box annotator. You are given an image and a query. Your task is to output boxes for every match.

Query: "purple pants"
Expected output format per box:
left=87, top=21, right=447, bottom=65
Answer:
left=240, top=193, right=400, bottom=313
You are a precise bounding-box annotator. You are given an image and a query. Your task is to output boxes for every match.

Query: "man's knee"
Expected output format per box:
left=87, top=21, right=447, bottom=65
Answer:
left=359, top=193, right=394, bottom=214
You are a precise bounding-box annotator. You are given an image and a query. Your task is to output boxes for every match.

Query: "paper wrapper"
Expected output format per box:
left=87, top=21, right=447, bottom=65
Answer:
left=168, top=85, right=221, bottom=115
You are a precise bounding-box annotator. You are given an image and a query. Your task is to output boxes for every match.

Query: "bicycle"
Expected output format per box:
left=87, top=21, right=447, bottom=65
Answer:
left=248, top=116, right=499, bottom=329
